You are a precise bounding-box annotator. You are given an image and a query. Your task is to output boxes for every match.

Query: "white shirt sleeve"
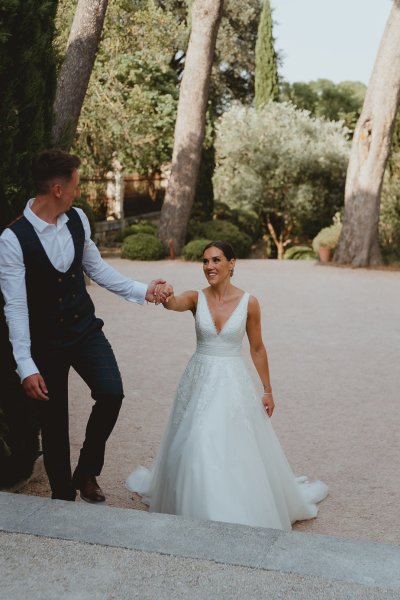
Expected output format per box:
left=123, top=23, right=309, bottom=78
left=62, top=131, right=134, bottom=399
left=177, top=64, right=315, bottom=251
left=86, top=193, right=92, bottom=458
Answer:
left=74, top=208, right=148, bottom=304
left=0, top=230, right=39, bottom=380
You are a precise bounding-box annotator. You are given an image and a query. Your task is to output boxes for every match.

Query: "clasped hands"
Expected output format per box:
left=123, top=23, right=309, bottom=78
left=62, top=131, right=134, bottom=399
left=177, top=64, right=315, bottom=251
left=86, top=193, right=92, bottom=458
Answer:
left=145, top=279, right=173, bottom=305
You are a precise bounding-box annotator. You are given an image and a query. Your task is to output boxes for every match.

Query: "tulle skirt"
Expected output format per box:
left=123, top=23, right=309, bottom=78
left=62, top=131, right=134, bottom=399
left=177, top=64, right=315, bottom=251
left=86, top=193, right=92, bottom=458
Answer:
left=126, top=352, right=327, bottom=530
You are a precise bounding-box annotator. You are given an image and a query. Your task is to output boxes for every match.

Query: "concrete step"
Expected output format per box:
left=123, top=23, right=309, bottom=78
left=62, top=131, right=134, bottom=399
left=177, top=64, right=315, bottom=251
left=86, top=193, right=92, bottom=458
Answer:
left=1, top=491, right=399, bottom=599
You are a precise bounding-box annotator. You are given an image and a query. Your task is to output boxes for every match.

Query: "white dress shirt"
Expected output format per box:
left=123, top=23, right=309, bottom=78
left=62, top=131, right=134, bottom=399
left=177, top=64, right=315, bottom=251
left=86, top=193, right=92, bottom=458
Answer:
left=0, top=200, right=148, bottom=380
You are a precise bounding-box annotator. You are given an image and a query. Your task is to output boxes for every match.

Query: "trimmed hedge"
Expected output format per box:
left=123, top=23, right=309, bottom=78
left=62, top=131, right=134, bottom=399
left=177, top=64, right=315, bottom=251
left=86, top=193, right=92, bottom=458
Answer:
left=121, top=233, right=164, bottom=260
left=122, top=220, right=157, bottom=240
left=188, top=220, right=252, bottom=258
left=182, top=239, right=212, bottom=261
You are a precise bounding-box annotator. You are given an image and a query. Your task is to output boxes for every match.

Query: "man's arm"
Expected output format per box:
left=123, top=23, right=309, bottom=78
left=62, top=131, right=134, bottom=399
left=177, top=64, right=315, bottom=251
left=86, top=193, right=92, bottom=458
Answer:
left=0, top=231, right=39, bottom=379
left=0, top=231, right=48, bottom=399
left=76, top=208, right=167, bottom=303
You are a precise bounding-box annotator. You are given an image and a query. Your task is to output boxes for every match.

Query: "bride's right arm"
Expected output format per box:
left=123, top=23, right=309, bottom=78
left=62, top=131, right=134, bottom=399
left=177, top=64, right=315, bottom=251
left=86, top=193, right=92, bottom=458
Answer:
left=162, top=290, right=198, bottom=313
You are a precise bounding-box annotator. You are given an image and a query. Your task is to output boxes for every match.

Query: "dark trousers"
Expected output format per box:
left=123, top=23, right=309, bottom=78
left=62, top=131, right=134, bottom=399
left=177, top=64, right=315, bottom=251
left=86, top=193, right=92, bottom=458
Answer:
left=32, top=328, right=124, bottom=500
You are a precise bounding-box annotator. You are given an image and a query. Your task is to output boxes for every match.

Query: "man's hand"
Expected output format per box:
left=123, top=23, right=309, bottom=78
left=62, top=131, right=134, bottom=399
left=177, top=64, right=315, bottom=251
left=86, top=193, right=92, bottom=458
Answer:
left=154, top=282, right=174, bottom=304
left=146, top=279, right=173, bottom=304
left=22, top=373, right=49, bottom=401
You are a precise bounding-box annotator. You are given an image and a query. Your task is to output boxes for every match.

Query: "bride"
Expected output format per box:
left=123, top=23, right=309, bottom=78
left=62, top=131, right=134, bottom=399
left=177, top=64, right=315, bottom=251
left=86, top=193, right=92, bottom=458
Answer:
left=126, top=240, right=327, bottom=530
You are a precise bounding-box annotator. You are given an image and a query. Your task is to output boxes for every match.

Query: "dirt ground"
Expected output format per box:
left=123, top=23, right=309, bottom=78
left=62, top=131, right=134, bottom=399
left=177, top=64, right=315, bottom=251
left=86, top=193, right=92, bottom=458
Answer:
left=20, top=259, right=400, bottom=545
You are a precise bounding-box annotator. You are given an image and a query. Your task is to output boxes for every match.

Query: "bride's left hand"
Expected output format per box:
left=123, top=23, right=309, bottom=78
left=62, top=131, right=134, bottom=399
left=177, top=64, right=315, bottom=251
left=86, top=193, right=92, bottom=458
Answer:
left=262, top=392, right=275, bottom=417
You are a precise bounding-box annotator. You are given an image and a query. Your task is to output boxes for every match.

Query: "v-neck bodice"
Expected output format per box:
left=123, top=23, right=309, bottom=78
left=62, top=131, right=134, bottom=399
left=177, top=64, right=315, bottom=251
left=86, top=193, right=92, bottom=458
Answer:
left=195, top=290, right=250, bottom=357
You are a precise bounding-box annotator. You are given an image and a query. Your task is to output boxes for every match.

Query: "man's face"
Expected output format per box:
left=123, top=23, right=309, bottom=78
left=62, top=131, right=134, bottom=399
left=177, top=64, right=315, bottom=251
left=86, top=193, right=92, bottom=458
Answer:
left=53, top=169, right=81, bottom=213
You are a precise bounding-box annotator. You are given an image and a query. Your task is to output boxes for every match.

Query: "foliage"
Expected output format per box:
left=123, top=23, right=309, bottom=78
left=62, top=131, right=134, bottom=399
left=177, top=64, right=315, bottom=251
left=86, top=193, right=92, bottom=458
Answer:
left=191, top=145, right=216, bottom=222
left=181, top=239, right=212, bottom=261
left=387, top=113, right=400, bottom=181
left=73, top=198, right=96, bottom=239
left=213, top=202, right=262, bottom=242
left=0, top=0, right=56, bottom=485
left=188, top=219, right=252, bottom=258
left=213, top=101, right=350, bottom=257
left=255, top=0, right=279, bottom=109
left=121, top=233, right=164, bottom=260
left=0, top=0, right=58, bottom=229
left=122, top=220, right=157, bottom=239
left=213, top=0, right=262, bottom=112
left=379, top=180, right=400, bottom=262
left=280, top=79, right=366, bottom=133
left=162, top=0, right=261, bottom=112
left=312, top=217, right=342, bottom=252
left=54, top=0, right=261, bottom=198
left=54, top=0, right=184, bottom=178
left=284, top=245, right=316, bottom=260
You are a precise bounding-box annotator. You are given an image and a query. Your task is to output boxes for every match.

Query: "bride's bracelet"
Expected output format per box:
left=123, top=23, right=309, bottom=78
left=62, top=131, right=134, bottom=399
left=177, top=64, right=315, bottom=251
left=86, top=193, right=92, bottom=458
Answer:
left=263, top=391, right=273, bottom=396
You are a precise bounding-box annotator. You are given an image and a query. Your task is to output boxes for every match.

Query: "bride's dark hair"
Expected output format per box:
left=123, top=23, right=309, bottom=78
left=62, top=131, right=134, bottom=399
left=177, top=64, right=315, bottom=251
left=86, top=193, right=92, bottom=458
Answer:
left=203, top=240, right=236, bottom=260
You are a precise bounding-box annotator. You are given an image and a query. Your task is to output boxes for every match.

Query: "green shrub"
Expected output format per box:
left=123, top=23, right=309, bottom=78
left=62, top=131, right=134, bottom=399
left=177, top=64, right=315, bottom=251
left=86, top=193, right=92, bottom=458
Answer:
left=122, top=220, right=157, bottom=240
left=312, top=221, right=342, bottom=253
left=213, top=202, right=262, bottom=242
left=182, top=239, right=212, bottom=261
left=284, top=245, right=316, bottom=260
left=121, top=233, right=164, bottom=260
left=73, top=198, right=96, bottom=239
left=379, top=182, right=400, bottom=263
left=188, top=220, right=252, bottom=258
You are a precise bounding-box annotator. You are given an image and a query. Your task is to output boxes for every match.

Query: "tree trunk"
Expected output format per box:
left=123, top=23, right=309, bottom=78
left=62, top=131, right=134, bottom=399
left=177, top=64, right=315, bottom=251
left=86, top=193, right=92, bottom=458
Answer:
left=52, top=0, right=108, bottom=149
left=158, top=0, right=224, bottom=255
left=334, top=1, right=400, bottom=267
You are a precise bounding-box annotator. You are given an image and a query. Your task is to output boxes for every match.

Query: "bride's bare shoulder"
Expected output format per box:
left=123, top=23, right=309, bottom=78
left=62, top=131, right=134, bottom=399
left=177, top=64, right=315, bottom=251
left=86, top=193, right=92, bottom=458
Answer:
left=247, top=294, right=261, bottom=314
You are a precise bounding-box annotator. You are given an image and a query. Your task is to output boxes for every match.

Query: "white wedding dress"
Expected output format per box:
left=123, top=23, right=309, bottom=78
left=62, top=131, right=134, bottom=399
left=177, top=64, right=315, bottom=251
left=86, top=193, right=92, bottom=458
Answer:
left=126, top=290, right=328, bottom=530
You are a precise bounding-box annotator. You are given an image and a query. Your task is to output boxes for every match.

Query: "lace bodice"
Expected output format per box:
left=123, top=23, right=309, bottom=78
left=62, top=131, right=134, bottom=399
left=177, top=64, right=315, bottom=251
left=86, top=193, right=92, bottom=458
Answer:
left=195, top=290, right=250, bottom=357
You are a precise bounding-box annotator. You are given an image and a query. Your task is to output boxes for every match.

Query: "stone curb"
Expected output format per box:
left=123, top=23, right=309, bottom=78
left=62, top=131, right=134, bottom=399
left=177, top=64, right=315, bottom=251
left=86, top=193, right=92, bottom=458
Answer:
left=1, top=492, right=399, bottom=590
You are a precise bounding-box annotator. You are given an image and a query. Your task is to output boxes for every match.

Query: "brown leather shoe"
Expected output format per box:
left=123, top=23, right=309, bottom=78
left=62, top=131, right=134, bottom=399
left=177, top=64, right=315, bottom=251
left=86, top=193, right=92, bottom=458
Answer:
left=77, top=476, right=105, bottom=503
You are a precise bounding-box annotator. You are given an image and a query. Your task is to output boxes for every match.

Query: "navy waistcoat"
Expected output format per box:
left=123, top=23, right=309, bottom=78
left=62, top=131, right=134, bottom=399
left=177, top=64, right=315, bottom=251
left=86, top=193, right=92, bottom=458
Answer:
left=9, top=208, right=101, bottom=351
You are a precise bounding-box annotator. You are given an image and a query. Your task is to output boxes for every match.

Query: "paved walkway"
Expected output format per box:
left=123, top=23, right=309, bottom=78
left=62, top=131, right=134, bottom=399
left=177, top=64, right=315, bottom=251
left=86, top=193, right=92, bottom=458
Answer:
left=3, top=259, right=400, bottom=598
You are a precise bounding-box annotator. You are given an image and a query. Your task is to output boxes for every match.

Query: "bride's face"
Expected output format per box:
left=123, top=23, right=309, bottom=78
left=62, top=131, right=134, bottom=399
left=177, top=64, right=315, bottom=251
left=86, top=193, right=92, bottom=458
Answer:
left=202, top=247, right=235, bottom=285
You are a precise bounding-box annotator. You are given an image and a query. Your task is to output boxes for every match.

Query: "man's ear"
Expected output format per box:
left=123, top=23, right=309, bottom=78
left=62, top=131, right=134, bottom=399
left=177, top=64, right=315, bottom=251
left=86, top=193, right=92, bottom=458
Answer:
left=52, top=182, right=62, bottom=198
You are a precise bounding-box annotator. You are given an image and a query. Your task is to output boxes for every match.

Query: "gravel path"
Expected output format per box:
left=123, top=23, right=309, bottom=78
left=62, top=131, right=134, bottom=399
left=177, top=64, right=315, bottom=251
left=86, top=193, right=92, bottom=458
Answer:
left=21, top=259, right=400, bottom=545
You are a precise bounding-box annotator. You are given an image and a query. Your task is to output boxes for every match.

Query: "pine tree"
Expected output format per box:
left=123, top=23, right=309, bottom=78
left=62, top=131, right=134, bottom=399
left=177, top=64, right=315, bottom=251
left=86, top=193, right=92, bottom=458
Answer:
left=254, top=0, right=279, bottom=109
left=0, top=0, right=58, bottom=230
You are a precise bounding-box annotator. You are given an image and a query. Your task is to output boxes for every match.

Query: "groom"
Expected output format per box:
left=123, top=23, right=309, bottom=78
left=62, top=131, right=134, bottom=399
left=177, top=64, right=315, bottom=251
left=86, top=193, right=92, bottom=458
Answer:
left=0, top=149, right=171, bottom=503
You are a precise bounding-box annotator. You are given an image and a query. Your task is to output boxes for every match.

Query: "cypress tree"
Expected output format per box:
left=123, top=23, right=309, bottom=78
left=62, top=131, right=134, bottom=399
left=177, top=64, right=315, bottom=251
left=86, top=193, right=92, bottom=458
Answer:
left=254, top=0, right=279, bottom=109
left=0, top=0, right=58, bottom=487
left=0, top=0, right=58, bottom=230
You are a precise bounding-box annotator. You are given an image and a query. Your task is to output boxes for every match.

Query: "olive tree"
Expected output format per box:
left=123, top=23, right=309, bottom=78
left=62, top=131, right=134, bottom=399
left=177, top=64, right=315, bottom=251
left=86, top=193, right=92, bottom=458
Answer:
left=213, top=102, right=350, bottom=258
